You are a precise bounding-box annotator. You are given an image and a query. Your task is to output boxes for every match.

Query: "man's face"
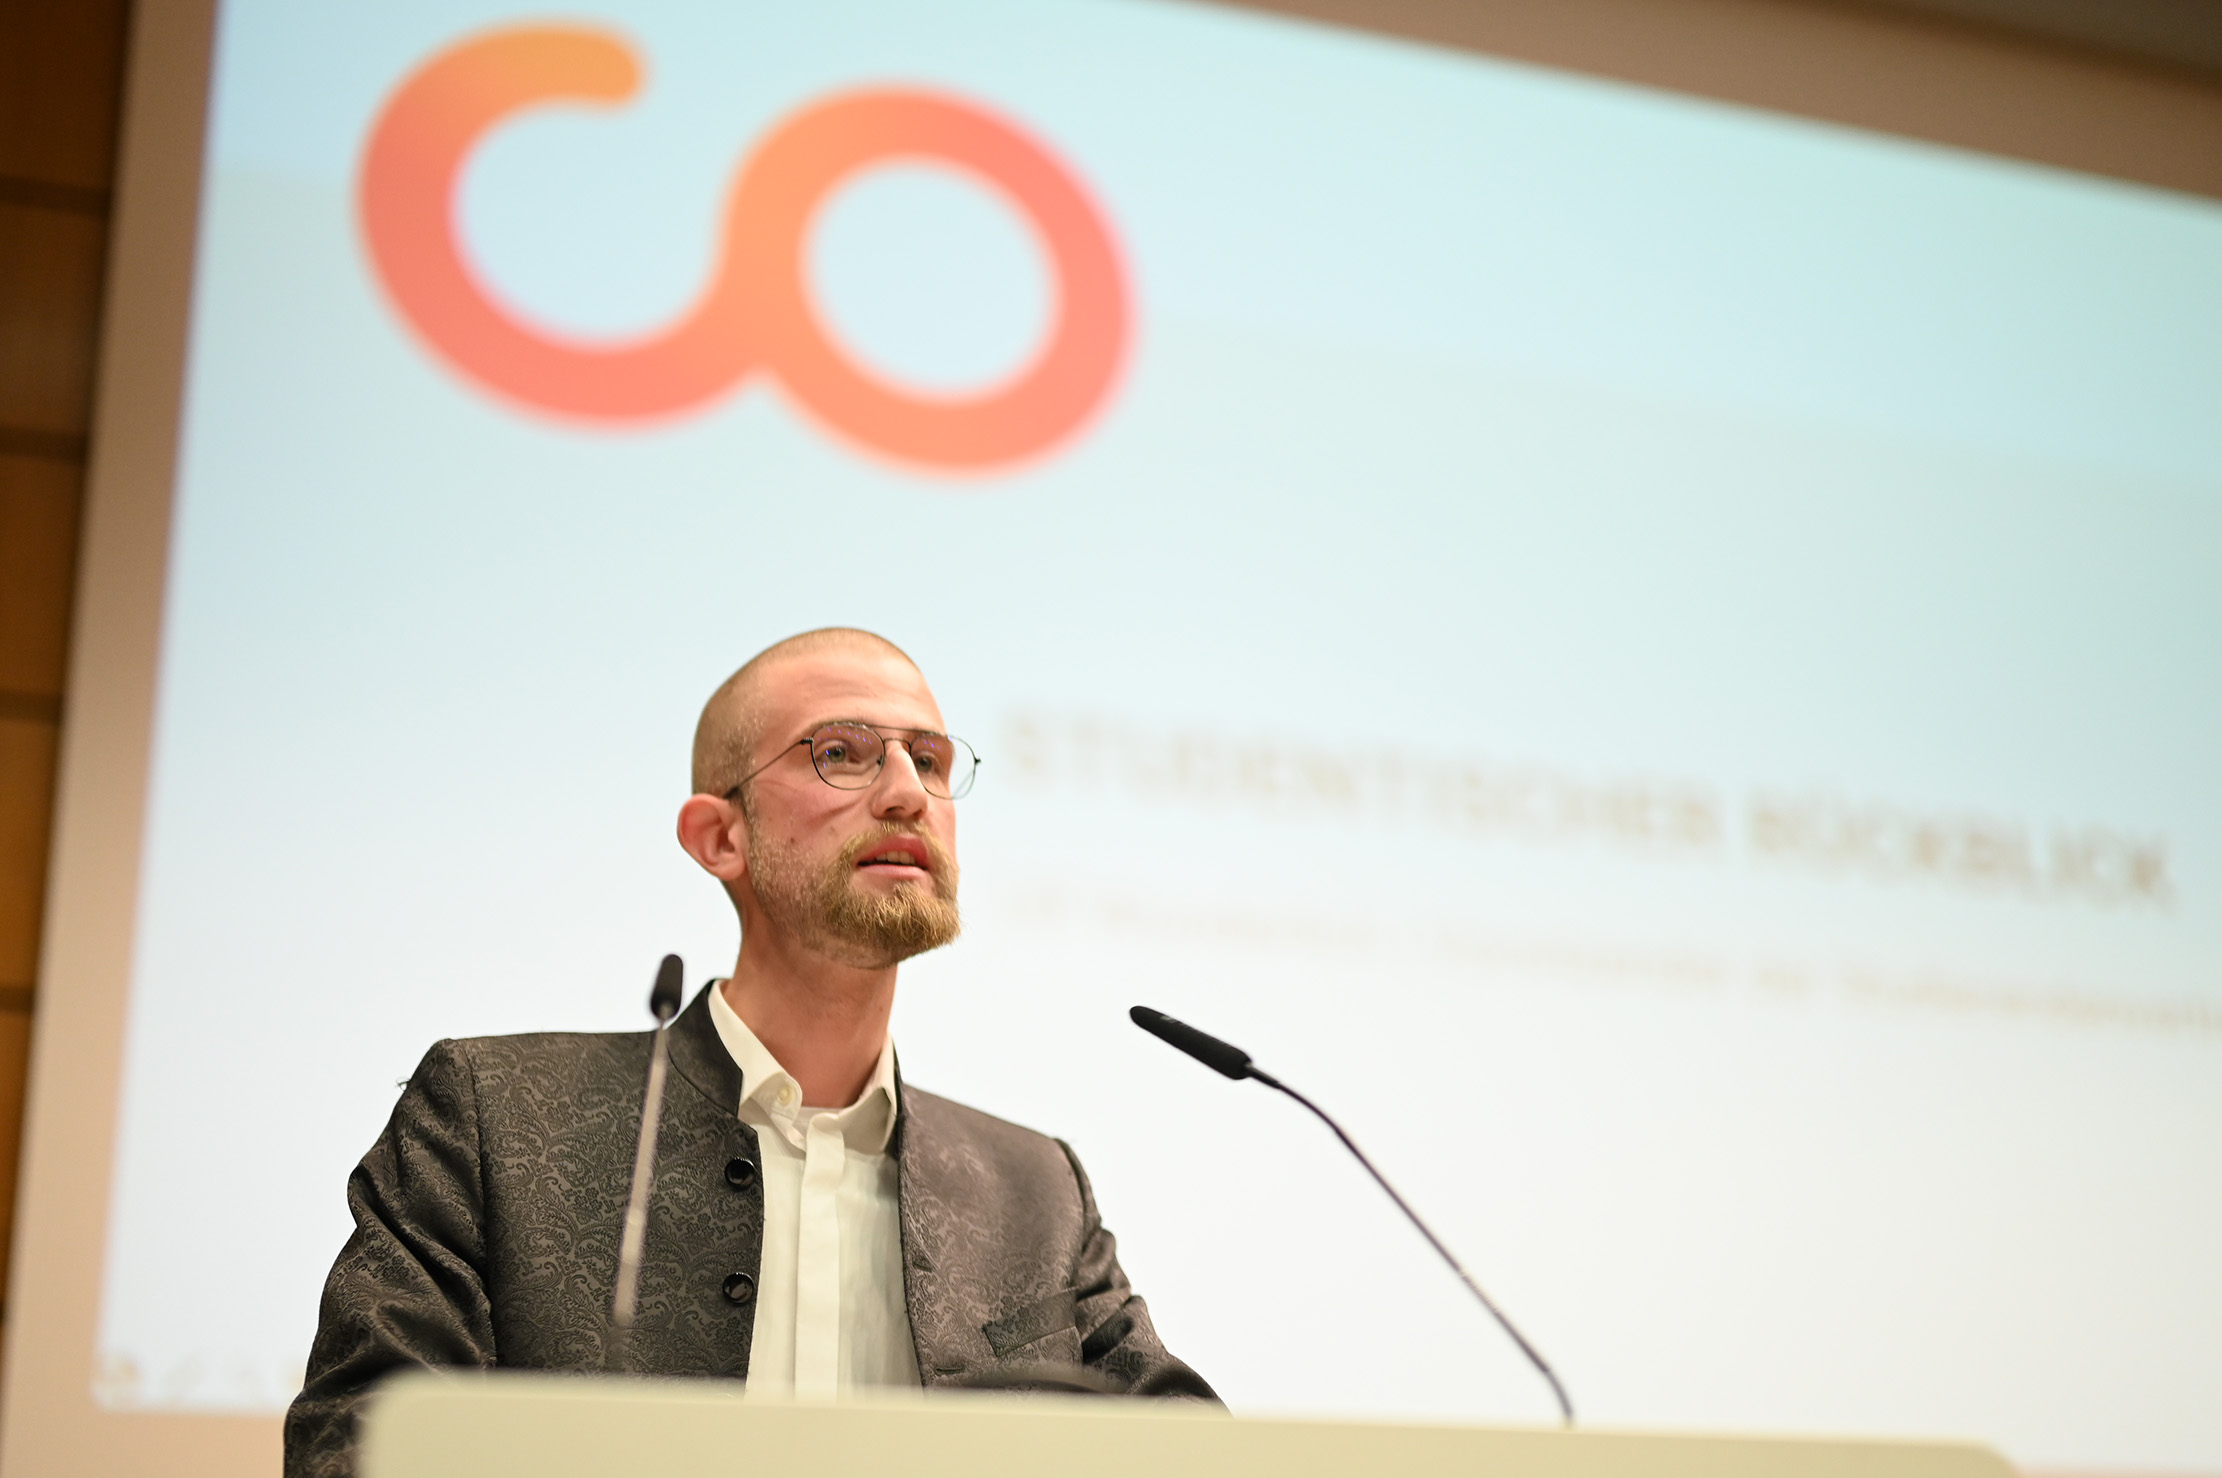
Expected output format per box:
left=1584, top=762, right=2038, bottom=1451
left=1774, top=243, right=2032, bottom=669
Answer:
left=735, top=647, right=961, bottom=968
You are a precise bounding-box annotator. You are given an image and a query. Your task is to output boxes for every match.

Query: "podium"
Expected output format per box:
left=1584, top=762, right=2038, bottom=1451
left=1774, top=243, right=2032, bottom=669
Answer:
left=360, top=1372, right=2014, bottom=1478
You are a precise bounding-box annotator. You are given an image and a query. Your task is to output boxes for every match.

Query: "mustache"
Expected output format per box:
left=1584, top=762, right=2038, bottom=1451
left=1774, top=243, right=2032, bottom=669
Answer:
left=839, top=823, right=957, bottom=877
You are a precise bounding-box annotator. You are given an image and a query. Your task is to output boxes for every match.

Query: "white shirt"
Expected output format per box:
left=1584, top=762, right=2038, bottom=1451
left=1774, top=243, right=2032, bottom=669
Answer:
left=706, top=985, right=920, bottom=1398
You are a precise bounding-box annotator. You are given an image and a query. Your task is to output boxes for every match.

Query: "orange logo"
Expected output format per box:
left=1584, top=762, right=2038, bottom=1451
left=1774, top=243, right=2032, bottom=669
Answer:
left=359, top=25, right=1129, bottom=470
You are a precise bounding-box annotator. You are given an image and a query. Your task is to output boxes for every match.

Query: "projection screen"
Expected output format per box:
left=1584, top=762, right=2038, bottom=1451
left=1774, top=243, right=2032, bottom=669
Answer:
left=15, top=0, right=2222, bottom=1473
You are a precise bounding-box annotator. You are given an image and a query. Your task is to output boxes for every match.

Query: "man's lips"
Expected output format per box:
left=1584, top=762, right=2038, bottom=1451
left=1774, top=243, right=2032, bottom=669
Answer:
left=856, top=837, right=933, bottom=873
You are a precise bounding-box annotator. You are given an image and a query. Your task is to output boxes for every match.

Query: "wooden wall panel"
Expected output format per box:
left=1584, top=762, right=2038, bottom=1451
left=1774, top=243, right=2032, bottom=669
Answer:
left=0, top=0, right=131, bottom=1376
left=0, top=720, right=57, bottom=995
left=0, top=0, right=131, bottom=195
left=0, top=456, right=82, bottom=704
left=0, top=449, right=76, bottom=1282
left=0, top=710, right=58, bottom=1301
left=0, top=1005, right=29, bottom=1320
left=0, top=0, right=231, bottom=1454
left=0, top=203, right=109, bottom=446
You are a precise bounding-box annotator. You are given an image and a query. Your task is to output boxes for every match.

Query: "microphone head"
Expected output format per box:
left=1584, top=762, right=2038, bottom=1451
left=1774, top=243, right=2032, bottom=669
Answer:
left=1130, top=1005, right=1254, bottom=1080
left=649, top=954, right=684, bottom=1023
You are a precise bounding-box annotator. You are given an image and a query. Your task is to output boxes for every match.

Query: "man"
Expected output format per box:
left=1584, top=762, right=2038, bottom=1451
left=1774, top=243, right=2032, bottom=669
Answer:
left=285, top=628, right=1213, bottom=1477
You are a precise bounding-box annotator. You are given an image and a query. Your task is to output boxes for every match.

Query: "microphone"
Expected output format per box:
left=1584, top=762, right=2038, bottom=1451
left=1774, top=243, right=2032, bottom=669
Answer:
left=608, top=954, right=686, bottom=1371
left=1129, top=1005, right=1575, bottom=1426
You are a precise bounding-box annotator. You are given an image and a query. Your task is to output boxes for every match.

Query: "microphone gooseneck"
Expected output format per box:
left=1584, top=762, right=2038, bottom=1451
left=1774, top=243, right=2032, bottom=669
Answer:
left=609, top=954, right=686, bottom=1372
left=1128, top=1004, right=1576, bottom=1427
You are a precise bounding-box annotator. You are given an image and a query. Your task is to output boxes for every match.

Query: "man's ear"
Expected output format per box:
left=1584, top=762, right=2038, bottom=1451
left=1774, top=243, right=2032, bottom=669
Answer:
left=676, top=792, right=749, bottom=883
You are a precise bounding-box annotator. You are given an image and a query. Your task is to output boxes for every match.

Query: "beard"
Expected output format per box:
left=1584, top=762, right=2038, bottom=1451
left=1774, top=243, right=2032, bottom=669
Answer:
left=746, top=821, right=962, bottom=968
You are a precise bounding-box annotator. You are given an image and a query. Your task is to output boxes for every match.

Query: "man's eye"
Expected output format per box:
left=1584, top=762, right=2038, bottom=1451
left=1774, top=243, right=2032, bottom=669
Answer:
left=820, top=743, right=849, bottom=764
left=914, top=752, right=941, bottom=775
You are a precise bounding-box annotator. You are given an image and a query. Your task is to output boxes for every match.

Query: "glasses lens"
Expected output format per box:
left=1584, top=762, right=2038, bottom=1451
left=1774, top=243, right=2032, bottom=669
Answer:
left=809, top=723, right=885, bottom=789
left=907, top=733, right=978, bottom=799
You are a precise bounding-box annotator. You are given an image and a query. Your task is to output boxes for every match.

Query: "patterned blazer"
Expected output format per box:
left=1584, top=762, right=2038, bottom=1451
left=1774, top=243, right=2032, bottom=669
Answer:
left=284, top=984, right=1214, bottom=1477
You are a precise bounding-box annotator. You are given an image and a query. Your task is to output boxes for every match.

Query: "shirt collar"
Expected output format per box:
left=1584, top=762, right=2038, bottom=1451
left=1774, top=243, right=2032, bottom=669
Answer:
left=705, top=981, right=900, bottom=1154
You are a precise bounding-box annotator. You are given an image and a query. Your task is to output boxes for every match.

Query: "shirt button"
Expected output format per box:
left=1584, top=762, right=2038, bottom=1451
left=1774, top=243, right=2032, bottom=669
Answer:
left=724, top=1156, right=757, bottom=1188
left=723, top=1272, right=756, bottom=1305
left=777, top=1085, right=796, bottom=1106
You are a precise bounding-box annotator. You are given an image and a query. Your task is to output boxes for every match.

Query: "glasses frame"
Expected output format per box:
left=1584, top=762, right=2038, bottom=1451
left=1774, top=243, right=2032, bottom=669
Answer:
left=726, top=720, right=982, bottom=801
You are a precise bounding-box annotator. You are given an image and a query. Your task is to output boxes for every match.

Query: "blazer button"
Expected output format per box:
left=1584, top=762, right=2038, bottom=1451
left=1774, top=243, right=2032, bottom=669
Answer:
left=724, top=1157, right=757, bottom=1189
left=723, top=1272, right=756, bottom=1305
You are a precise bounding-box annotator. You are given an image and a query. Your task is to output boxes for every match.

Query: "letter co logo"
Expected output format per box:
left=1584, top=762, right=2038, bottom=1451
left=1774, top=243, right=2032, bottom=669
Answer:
left=359, top=26, right=1129, bottom=470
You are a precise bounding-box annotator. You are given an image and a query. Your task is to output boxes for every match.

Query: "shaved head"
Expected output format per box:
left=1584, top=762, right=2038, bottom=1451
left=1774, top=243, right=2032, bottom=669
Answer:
left=691, top=628, right=921, bottom=800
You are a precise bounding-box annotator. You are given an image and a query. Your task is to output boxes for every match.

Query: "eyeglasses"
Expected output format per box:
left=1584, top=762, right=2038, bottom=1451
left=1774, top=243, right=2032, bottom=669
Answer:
left=732, top=721, right=981, bottom=800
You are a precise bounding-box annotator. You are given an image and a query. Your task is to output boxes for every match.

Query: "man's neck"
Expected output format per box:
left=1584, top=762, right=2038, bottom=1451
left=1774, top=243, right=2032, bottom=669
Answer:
left=720, top=939, right=897, bottom=1108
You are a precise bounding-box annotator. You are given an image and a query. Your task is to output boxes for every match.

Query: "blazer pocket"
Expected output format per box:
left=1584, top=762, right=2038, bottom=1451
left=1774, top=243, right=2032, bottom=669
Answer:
left=982, top=1287, right=1082, bottom=1358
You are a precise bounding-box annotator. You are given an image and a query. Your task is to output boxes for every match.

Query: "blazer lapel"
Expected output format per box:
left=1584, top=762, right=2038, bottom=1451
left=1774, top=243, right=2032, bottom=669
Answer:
left=892, top=1066, right=990, bottom=1384
left=630, top=980, right=764, bottom=1379
left=666, top=980, right=744, bottom=1111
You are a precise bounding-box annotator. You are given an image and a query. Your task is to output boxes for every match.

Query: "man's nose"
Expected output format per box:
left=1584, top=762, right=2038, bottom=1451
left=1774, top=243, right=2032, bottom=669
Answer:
left=871, top=742, right=931, bottom=817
